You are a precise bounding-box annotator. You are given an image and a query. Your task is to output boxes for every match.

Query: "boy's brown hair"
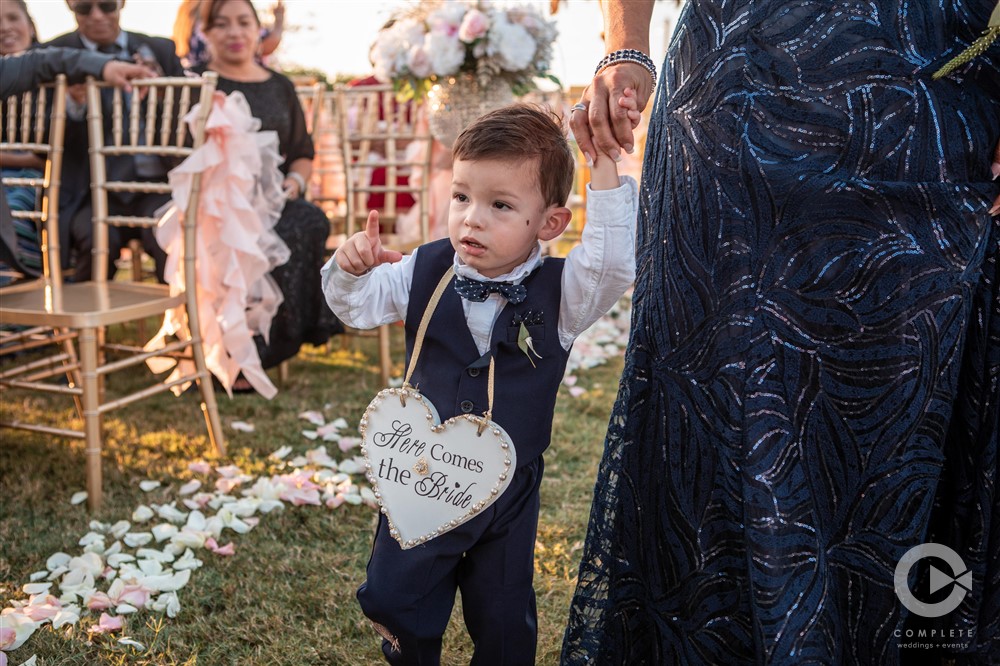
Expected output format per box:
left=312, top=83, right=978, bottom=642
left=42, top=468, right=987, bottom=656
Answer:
left=452, top=104, right=575, bottom=208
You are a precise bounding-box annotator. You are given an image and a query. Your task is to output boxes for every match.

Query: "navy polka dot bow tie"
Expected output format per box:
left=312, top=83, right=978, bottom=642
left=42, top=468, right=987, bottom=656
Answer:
left=453, top=276, right=527, bottom=304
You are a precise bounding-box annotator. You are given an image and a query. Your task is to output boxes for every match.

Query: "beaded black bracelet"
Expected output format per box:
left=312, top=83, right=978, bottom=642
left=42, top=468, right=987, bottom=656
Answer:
left=594, top=48, right=657, bottom=89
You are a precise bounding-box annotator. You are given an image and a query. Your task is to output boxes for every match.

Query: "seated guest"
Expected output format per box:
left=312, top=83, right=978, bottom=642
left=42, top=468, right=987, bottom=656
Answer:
left=45, top=0, right=184, bottom=282
left=1, top=0, right=155, bottom=282
left=1, top=0, right=44, bottom=282
left=193, top=0, right=340, bottom=391
left=172, top=0, right=284, bottom=69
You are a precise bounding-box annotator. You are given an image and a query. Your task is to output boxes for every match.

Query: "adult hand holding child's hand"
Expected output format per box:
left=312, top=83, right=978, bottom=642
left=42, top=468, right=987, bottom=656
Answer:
left=335, top=210, right=404, bottom=276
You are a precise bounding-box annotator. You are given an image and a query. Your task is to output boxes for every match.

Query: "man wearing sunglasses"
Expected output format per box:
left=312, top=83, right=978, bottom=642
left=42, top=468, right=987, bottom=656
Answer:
left=44, top=0, right=185, bottom=283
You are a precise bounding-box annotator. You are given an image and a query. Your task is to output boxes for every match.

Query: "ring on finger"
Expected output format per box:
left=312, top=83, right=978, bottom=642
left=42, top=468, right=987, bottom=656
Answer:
left=570, top=103, right=587, bottom=113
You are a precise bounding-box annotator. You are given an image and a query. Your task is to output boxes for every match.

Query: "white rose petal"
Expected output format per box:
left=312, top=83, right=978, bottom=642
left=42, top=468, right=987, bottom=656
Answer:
left=173, top=549, right=204, bottom=571
left=185, top=510, right=207, bottom=530
left=0, top=611, right=36, bottom=651
left=178, top=479, right=202, bottom=495
left=137, top=559, right=165, bottom=576
left=123, top=532, right=153, bottom=548
left=29, top=571, right=48, bottom=582
left=155, top=504, right=188, bottom=523
left=78, top=532, right=104, bottom=547
left=46, top=566, right=69, bottom=581
left=143, top=569, right=191, bottom=593
left=139, top=480, right=161, bottom=492
left=68, top=552, right=104, bottom=577
left=70, top=491, right=88, bottom=505
left=109, top=521, right=131, bottom=539
left=150, top=591, right=181, bottom=617
left=135, top=548, right=175, bottom=563
left=297, top=410, right=325, bottom=425
left=338, top=459, right=364, bottom=474
left=22, top=582, right=51, bottom=595
left=58, top=568, right=95, bottom=599
left=171, top=529, right=207, bottom=550
left=46, top=552, right=71, bottom=571
left=230, top=420, right=255, bottom=433
left=270, top=445, right=293, bottom=460
left=115, top=603, right=139, bottom=614
left=132, top=505, right=155, bottom=522
left=107, top=553, right=136, bottom=568
left=151, top=524, right=178, bottom=543
left=118, top=637, right=147, bottom=650
left=51, top=604, right=80, bottom=629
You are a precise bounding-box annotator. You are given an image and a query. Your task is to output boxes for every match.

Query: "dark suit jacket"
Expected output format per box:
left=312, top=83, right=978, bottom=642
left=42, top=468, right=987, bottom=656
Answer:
left=43, top=30, right=183, bottom=268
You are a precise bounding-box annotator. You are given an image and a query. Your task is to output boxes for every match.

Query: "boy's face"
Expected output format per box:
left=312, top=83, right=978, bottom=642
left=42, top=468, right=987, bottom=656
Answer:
left=448, top=158, right=570, bottom=279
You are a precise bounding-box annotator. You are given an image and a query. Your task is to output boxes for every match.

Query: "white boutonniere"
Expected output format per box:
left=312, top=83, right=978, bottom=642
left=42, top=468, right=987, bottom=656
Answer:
left=517, top=322, right=543, bottom=368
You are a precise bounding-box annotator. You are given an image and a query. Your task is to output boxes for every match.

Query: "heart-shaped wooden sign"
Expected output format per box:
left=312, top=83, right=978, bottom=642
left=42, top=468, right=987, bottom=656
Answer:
left=359, top=386, right=516, bottom=549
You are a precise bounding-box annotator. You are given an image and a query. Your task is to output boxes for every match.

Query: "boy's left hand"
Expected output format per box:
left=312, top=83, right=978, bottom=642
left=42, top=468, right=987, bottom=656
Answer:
left=335, top=210, right=403, bottom=276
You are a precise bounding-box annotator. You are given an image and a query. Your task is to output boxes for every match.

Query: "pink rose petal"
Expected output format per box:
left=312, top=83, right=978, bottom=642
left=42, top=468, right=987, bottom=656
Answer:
left=187, top=461, right=212, bottom=475
left=90, top=612, right=124, bottom=634
left=215, top=465, right=242, bottom=478
left=23, top=594, right=61, bottom=622
left=114, top=585, right=150, bottom=609
left=211, top=542, right=235, bottom=556
left=86, top=592, right=114, bottom=611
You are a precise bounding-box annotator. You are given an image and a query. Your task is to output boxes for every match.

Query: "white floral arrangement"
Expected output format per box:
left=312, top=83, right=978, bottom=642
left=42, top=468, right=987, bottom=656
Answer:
left=370, top=0, right=560, bottom=100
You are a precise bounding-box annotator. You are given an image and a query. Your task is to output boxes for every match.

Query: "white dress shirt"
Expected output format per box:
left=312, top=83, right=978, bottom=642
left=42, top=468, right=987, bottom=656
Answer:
left=322, top=176, right=638, bottom=354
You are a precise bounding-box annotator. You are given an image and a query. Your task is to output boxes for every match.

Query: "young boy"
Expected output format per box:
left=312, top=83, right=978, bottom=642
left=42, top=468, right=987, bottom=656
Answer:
left=322, top=103, right=638, bottom=664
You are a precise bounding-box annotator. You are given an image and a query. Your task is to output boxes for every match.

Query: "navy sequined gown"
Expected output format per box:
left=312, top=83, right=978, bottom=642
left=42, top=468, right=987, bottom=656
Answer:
left=563, top=1, right=1000, bottom=664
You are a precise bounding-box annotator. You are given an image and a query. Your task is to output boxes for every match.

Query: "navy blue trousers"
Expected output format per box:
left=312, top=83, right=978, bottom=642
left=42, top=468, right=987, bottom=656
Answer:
left=357, top=457, right=544, bottom=665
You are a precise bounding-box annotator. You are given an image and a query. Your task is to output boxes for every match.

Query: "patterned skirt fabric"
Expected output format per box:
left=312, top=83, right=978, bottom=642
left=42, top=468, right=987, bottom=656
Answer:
left=2, top=167, right=43, bottom=275
left=563, top=1, right=1000, bottom=664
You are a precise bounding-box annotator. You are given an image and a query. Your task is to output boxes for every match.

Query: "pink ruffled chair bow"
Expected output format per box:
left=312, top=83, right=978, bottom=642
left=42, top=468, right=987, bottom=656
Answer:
left=145, top=90, right=290, bottom=398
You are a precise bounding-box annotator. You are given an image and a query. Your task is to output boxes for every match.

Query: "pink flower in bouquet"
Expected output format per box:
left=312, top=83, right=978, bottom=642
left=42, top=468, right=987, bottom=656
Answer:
left=458, top=8, right=490, bottom=43
left=407, top=46, right=432, bottom=79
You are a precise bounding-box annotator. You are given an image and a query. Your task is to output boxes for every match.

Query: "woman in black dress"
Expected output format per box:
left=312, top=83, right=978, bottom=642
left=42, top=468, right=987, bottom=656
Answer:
left=195, top=0, right=339, bottom=389
left=564, top=1, right=999, bottom=663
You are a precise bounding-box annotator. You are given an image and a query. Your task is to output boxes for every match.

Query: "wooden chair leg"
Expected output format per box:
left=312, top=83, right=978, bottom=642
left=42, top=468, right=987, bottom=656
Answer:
left=128, top=240, right=146, bottom=340
left=80, top=327, right=103, bottom=512
left=58, top=329, right=84, bottom=419
left=378, top=324, right=391, bottom=387
left=190, top=334, right=226, bottom=457
left=278, top=360, right=289, bottom=385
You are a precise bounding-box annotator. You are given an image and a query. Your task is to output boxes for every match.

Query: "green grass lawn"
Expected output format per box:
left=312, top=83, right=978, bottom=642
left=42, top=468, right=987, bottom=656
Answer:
left=0, top=326, right=623, bottom=665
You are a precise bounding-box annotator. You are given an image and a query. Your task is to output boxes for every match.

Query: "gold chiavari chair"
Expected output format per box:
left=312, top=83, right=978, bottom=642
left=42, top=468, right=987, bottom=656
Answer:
left=334, top=83, right=434, bottom=386
left=294, top=82, right=323, bottom=202
left=0, top=75, right=83, bottom=415
left=0, top=73, right=225, bottom=511
left=313, top=88, right=349, bottom=245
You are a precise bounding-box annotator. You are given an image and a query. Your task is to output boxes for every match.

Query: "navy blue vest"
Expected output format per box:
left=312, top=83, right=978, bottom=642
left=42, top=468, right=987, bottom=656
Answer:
left=405, top=239, right=571, bottom=466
